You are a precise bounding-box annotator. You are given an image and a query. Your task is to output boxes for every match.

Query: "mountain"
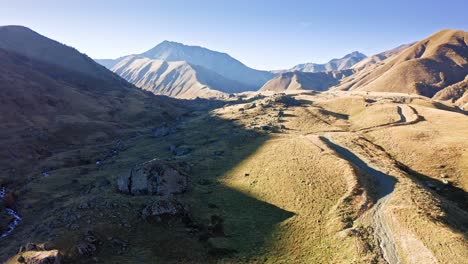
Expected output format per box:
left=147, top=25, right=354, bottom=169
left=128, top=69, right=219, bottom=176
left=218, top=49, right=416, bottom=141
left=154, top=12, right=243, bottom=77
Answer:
left=0, top=26, right=182, bottom=177
left=334, top=29, right=468, bottom=97
left=276, top=51, right=366, bottom=73
left=351, top=43, right=415, bottom=71
left=96, top=41, right=275, bottom=97
left=259, top=70, right=353, bottom=92
left=112, top=55, right=251, bottom=98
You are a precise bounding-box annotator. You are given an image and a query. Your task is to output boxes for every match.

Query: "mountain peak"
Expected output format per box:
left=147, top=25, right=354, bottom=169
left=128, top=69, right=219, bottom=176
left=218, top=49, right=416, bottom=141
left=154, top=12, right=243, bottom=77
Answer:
left=344, top=51, right=366, bottom=58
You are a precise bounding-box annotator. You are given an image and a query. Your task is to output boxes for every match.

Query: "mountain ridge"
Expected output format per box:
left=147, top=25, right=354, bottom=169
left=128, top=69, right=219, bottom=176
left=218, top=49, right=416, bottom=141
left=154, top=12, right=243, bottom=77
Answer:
left=96, top=40, right=275, bottom=95
left=274, top=51, right=366, bottom=73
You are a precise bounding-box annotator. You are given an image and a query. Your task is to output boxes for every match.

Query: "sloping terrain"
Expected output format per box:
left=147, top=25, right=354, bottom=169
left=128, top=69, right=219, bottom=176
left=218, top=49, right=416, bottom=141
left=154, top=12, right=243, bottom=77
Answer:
left=0, top=26, right=117, bottom=81
left=277, top=51, right=366, bottom=73
left=260, top=70, right=353, bottom=92
left=3, top=89, right=467, bottom=263
left=0, top=27, right=185, bottom=238
left=97, top=41, right=274, bottom=94
left=334, top=30, right=468, bottom=97
left=112, top=56, right=251, bottom=98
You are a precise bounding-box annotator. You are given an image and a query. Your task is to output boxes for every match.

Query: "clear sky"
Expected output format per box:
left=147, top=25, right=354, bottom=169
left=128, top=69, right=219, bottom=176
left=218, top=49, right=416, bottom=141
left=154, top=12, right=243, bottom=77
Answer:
left=1, top=0, right=467, bottom=70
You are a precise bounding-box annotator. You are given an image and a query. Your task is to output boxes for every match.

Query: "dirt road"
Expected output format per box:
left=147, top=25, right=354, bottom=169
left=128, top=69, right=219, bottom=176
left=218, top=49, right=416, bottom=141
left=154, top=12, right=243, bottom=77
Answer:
left=323, top=135, right=401, bottom=264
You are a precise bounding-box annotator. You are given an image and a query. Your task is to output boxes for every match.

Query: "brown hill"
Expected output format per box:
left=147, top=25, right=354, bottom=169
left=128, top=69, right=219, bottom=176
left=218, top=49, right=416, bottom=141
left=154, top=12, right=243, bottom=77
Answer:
left=259, top=70, right=353, bottom=92
left=0, top=30, right=183, bottom=180
left=334, top=30, right=468, bottom=97
left=112, top=56, right=250, bottom=98
left=351, top=43, right=415, bottom=71
left=0, top=26, right=116, bottom=81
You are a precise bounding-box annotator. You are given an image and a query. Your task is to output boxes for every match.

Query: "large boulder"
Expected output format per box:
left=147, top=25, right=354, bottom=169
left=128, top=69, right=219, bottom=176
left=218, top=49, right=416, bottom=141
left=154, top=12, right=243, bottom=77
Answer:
left=22, top=250, right=61, bottom=264
left=117, top=160, right=188, bottom=196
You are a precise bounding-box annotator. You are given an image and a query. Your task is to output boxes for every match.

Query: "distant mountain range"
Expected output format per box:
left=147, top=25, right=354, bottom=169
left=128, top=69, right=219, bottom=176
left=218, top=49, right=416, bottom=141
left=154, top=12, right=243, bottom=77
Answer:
left=273, top=51, right=367, bottom=74
left=260, top=70, right=353, bottom=92
left=96, top=29, right=467, bottom=104
left=261, top=30, right=468, bottom=106
left=96, top=41, right=275, bottom=98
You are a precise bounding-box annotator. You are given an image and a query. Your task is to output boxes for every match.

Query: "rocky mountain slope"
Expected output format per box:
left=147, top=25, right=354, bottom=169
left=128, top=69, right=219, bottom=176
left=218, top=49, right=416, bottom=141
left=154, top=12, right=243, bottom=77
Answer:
left=259, top=70, right=353, bottom=92
left=334, top=30, right=468, bottom=97
left=0, top=26, right=184, bottom=187
left=96, top=41, right=274, bottom=98
left=275, top=51, right=366, bottom=73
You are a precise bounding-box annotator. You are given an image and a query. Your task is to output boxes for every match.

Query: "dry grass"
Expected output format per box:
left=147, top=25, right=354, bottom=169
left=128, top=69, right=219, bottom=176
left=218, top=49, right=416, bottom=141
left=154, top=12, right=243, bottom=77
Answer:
left=3, top=92, right=467, bottom=263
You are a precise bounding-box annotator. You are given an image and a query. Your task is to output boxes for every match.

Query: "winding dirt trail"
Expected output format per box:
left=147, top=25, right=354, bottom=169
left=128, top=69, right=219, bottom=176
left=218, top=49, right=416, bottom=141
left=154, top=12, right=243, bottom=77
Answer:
left=317, top=103, right=424, bottom=263
left=322, top=135, right=400, bottom=263
left=357, top=104, right=420, bottom=133
left=316, top=103, right=424, bottom=263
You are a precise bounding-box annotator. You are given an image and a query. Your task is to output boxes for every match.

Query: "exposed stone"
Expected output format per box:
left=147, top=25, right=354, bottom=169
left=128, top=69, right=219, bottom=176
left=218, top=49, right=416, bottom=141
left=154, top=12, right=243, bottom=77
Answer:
left=141, top=199, right=187, bottom=222
left=244, top=103, right=256, bottom=109
left=24, top=250, right=61, bottom=264
left=76, top=242, right=96, bottom=257
left=25, top=243, right=40, bottom=251
left=117, top=160, right=188, bottom=196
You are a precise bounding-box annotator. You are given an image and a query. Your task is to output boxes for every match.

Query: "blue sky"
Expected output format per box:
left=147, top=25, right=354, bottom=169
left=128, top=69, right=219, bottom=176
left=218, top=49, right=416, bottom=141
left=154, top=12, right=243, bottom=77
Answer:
left=0, top=0, right=466, bottom=70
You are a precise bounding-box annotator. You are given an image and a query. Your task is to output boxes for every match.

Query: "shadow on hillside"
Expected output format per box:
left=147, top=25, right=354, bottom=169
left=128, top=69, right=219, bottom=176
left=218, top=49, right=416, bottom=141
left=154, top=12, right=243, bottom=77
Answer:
left=172, top=99, right=295, bottom=260
left=321, top=137, right=397, bottom=199
left=0, top=96, right=296, bottom=263
left=396, top=162, right=468, bottom=239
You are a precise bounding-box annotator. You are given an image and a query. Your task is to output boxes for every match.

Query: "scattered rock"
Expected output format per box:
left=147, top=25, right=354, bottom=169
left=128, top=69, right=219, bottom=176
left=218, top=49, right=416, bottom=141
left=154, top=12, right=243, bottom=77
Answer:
left=109, top=237, right=128, bottom=255
left=244, top=103, right=256, bottom=109
left=268, top=95, right=301, bottom=107
left=76, top=242, right=96, bottom=257
left=117, top=160, right=188, bottom=196
left=25, top=243, right=40, bottom=251
left=141, top=198, right=188, bottom=222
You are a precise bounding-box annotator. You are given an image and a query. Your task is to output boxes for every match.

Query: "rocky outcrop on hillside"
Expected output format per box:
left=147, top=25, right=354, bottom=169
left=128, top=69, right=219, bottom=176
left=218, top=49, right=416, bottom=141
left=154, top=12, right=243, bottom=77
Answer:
left=117, top=160, right=188, bottom=196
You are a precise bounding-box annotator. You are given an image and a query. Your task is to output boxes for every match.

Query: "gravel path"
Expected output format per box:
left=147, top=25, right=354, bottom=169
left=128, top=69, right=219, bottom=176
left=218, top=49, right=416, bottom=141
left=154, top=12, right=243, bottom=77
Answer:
left=323, top=135, right=400, bottom=264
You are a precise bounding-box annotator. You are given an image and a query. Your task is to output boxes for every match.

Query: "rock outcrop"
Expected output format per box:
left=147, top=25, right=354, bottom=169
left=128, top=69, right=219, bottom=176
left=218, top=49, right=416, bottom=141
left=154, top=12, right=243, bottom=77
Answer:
left=16, top=243, right=61, bottom=264
left=117, top=160, right=188, bottom=196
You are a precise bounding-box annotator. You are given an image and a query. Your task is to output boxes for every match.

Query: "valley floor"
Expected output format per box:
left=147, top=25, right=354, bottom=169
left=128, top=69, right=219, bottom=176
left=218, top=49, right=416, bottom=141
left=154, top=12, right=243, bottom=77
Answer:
left=1, top=91, right=467, bottom=263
